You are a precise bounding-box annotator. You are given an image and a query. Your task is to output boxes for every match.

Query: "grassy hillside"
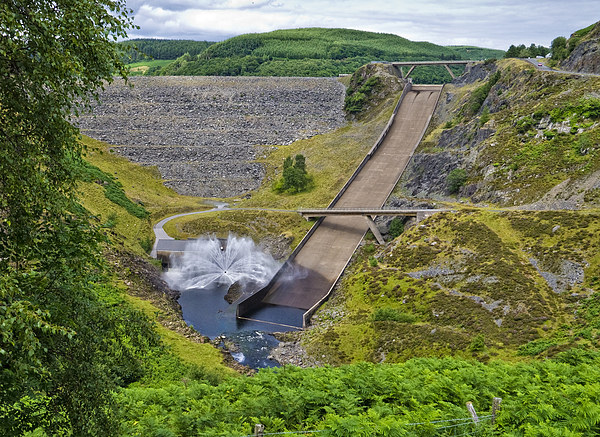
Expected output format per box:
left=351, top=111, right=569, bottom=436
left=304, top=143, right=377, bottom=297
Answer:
left=397, top=58, right=600, bottom=206
left=76, top=136, right=240, bottom=380
left=153, top=28, right=503, bottom=83
left=303, top=209, right=599, bottom=363
left=78, top=136, right=209, bottom=255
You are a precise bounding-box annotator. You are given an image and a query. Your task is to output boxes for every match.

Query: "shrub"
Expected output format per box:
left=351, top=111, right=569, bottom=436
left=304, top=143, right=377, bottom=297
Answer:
left=467, top=71, right=500, bottom=115
left=479, top=106, right=490, bottom=125
left=388, top=218, right=404, bottom=239
left=104, top=183, right=150, bottom=219
left=447, top=168, right=468, bottom=194
left=368, top=256, right=378, bottom=267
left=139, top=237, right=153, bottom=253
left=344, top=91, right=367, bottom=113
left=372, top=308, right=416, bottom=323
left=344, top=75, right=381, bottom=114
left=78, top=161, right=150, bottom=219
left=469, top=334, right=486, bottom=352
left=517, top=338, right=556, bottom=356
left=364, top=243, right=376, bottom=254
left=516, top=116, right=535, bottom=134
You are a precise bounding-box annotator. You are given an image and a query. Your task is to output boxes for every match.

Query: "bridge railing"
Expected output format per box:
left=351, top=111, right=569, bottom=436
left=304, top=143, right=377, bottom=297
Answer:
left=326, top=82, right=412, bottom=210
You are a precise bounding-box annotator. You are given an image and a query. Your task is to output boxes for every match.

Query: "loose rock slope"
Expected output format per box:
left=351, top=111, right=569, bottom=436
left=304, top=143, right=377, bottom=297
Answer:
left=78, top=76, right=346, bottom=197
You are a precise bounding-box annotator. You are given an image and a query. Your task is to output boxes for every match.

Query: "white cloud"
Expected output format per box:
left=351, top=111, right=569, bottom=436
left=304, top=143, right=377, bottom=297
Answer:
left=127, top=0, right=600, bottom=49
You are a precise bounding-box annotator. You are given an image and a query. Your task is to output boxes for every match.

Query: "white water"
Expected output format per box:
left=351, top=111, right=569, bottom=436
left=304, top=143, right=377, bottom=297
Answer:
left=164, top=234, right=281, bottom=291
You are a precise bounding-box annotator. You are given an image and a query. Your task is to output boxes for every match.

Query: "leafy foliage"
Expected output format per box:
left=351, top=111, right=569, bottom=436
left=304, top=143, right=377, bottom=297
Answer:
left=465, top=70, right=501, bottom=115
left=504, top=43, right=549, bottom=58
left=345, top=76, right=381, bottom=113
left=116, top=357, right=600, bottom=435
left=78, top=161, right=150, bottom=219
left=0, top=0, right=178, bottom=434
left=388, top=218, right=405, bottom=239
left=551, top=36, right=568, bottom=61
left=446, top=168, right=468, bottom=193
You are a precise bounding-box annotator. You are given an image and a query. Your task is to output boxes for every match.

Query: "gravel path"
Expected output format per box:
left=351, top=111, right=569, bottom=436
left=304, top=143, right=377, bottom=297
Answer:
left=78, top=76, right=347, bottom=197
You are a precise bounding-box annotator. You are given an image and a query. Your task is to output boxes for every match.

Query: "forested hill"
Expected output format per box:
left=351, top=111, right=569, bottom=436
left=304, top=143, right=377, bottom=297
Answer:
left=150, top=28, right=504, bottom=82
left=119, top=38, right=214, bottom=62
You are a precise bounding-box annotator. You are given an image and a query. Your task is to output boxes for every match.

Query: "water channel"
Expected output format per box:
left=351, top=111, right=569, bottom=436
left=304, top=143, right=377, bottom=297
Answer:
left=161, top=232, right=304, bottom=369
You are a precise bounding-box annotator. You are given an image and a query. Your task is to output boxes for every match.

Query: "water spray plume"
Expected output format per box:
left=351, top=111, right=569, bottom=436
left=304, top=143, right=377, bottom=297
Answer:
left=164, top=234, right=281, bottom=292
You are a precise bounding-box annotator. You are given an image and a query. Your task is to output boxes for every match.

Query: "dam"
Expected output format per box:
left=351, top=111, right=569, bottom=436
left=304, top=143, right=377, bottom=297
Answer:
left=237, top=83, right=444, bottom=327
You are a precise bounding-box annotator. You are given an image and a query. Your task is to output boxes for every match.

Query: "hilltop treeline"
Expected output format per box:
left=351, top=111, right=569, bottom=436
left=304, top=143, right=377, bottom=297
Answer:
left=119, top=38, right=214, bottom=62
left=149, top=28, right=504, bottom=83
left=504, top=43, right=550, bottom=58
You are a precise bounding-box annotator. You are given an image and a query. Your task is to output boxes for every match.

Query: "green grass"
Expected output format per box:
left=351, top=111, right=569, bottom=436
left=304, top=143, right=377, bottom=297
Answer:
left=79, top=136, right=210, bottom=254
left=125, top=295, right=237, bottom=378
left=126, top=59, right=172, bottom=75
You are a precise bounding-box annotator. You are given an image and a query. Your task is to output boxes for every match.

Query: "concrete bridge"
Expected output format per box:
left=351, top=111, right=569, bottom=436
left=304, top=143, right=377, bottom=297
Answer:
left=390, top=60, right=478, bottom=79
left=236, top=82, right=444, bottom=328
left=298, top=208, right=448, bottom=244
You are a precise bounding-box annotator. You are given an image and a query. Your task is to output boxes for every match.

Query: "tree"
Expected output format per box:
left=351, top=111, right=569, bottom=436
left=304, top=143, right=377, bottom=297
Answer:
left=551, top=36, right=568, bottom=61
left=504, top=45, right=520, bottom=58
left=275, top=154, right=312, bottom=193
left=388, top=218, right=404, bottom=239
left=0, top=0, right=139, bottom=435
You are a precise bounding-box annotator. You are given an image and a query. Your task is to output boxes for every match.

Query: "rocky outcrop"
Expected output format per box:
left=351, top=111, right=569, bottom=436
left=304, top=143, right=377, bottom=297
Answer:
left=400, top=122, right=495, bottom=199
left=397, top=62, right=498, bottom=200
left=561, top=22, right=600, bottom=74
left=78, top=76, right=346, bottom=197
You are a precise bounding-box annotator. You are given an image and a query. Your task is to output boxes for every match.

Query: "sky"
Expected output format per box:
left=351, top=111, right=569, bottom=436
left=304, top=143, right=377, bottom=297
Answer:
left=124, top=0, right=599, bottom=50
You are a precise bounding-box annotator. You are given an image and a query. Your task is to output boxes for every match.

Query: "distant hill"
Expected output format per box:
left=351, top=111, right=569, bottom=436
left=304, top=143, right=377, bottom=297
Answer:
left=151, top=28, right=504, bottom=83
left=119, top=38, right=215, bottom=63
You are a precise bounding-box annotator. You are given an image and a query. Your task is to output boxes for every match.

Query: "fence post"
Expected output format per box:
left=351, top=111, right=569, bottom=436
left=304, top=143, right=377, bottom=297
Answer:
left=254, top=424, right=264, bottom=436
left=466, top=401, right=479, bottom=424
left=491, top=397, right=502, bottom=425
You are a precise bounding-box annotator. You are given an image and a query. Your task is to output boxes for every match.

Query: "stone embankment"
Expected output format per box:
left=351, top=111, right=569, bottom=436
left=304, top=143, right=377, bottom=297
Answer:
left=78, top=76, right=346, bottom=197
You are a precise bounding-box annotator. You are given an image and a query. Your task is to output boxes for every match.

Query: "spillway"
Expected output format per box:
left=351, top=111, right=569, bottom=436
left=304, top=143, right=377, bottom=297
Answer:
left=237, top=84, right=443, bottom=327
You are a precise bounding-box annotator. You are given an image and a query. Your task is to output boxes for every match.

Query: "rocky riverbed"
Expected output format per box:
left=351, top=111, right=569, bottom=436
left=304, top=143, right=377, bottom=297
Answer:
left=78, top=76, right=347, bottom=197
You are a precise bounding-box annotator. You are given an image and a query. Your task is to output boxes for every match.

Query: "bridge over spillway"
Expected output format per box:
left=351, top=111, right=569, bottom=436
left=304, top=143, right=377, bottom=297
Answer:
left=390, top=60, right=478, bottom=79
left=236, top=83, right=444, bottom=328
